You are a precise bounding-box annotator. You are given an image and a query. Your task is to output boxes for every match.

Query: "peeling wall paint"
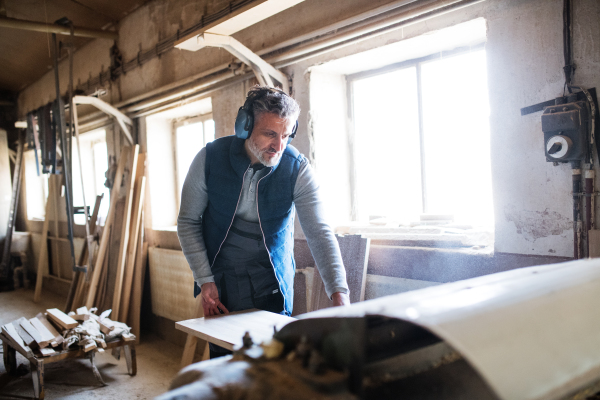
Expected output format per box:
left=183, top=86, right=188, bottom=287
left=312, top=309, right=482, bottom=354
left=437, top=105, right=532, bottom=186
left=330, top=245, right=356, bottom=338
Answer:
left=504, top=205, right=571, bottom=242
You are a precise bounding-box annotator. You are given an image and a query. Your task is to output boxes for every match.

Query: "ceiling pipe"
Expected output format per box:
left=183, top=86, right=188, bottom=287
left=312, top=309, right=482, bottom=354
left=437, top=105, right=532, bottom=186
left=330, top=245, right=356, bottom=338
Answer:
left=74, top=0, right=483, bottom=123
left=124, top=0, right=483, bottom=114
left=0, top=17, right=118, bottom=40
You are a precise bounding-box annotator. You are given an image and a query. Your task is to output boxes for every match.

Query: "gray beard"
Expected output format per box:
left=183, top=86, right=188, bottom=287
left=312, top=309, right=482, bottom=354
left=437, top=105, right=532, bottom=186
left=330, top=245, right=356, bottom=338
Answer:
left=247, top=136, right=281, bottom=167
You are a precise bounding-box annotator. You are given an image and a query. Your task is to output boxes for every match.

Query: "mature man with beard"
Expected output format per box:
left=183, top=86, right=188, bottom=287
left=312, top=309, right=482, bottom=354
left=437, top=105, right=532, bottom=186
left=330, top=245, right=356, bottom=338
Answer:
left=177, top=86, right=350, bottom=358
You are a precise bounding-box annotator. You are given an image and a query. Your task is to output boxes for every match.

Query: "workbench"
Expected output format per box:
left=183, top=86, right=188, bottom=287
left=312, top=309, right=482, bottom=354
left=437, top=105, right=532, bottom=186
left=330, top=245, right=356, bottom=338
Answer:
left=1, top=332, right=136, bottom=400
left=176, top=309, right=294, bottom=351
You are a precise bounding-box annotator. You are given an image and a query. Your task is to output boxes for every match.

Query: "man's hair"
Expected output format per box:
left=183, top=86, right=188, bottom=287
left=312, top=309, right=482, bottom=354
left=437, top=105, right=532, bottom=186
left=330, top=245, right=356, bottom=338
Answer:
left=247, top=86, right=300, bottom=122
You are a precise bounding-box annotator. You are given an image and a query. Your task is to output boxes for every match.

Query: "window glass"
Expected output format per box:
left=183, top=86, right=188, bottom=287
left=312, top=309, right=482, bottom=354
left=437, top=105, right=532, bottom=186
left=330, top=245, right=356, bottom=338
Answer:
left=93, top=141, right=110, bottom=224
left=176, top=122, right=204, bottom=199
left=353, top=67, right=422, bottom=222
left=24, top=150, right=47, bottom=220
left=351, top=49, right=493, bottom=226
left=420, top=49, right=493, bottom=225
left=71, top=129, right=107, bottom=225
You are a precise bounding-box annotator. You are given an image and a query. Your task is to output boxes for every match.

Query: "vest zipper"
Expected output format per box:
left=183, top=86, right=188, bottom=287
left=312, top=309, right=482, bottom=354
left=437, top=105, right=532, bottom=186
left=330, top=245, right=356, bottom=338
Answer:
left=209, top=163, right=252, bottom=269
left=255, top=168, right=286, bottom=311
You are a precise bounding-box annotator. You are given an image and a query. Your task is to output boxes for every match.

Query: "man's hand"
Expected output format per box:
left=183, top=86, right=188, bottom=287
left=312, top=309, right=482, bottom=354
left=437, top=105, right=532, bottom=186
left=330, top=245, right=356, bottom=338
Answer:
left=331, top=292, right=350, bottom=307
left=200, top=282, right=230, bottom=316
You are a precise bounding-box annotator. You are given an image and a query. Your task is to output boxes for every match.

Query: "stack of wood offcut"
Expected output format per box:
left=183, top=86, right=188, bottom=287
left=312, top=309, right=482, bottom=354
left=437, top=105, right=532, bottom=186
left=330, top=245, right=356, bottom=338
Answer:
left=67, top=145, right=148, bottom=338
left=1, top=307, right=135, bottom=358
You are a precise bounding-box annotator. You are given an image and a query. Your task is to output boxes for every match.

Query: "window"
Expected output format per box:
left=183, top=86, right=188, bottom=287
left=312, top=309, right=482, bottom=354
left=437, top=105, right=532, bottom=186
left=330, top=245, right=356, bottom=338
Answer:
left=24, top=150, right=48, bottom=220
left=310, top=19, right=493, bottom=231
left=71, top=129, right=109, bottom=225
left=24, top=128, right=109, bottom=225
left=146, top=97, right=213, bottom=229
left=349, top=47, right=493, bottom=226
left=174, top=115, right=215, bottom=207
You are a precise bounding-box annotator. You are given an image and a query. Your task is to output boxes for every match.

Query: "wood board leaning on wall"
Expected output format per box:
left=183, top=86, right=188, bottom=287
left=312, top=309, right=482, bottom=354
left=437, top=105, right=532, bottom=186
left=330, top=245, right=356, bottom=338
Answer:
left=33, top=145, right=148, bottom=338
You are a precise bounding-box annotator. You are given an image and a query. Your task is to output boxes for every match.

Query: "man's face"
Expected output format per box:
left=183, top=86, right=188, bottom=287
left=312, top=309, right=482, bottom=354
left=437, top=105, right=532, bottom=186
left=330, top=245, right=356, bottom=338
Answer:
left=245, top=112, right=296, bottom=167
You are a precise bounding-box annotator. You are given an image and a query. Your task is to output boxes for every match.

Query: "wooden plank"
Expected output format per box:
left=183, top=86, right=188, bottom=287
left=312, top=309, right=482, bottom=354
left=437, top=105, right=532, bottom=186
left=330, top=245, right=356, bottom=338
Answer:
left=310, top=235, right=370, bottom=311
left=51, top=174, right=62, bottom=279
left=29, top=318, right=56, bottom=344
left=76, top=306, right=89, bottom=315
left=35, top=313, right=63, bottom=344
left=292, top=270, right=307, bottom=316
left=69, top=195, right=103, bottom=311
left=86, top=147, right=131, bottom=309
left=176, top=309, right=294, bottom=351
left=12, top=318, right=36, bottom=347
left=1, top=323, right=34, bottom=358
left=112, top=145, right=139, bottom=320
left=19, top=318, right=51, bottom=348
left=83, top=341, right=97, bottom=352
left=46, top=308, right=78, bottom=330
left=119, top=174, right=146, bottom=323
left=127, top=225, right=147, bottom=338
left=70, top=313, right=90, bottom=321
left=33, top=176, right=56, bottom=303
left=39, top=348, right=57, bottom=357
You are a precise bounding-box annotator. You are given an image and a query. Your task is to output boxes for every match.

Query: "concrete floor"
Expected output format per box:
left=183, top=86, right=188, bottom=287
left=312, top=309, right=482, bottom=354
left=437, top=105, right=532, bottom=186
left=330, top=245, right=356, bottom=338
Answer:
left=0, top=288, right=182, bottom=399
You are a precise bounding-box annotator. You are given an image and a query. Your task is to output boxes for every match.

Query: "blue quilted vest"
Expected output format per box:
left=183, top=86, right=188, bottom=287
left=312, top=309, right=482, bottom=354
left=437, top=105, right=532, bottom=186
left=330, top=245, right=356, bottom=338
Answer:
left=193, top=135, right=303, bottom=316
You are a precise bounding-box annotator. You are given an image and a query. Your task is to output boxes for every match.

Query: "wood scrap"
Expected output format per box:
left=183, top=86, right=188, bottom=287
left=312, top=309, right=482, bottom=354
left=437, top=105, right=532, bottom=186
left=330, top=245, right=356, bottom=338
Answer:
left=76, top=306, right=89, bottom=315
left=39, top=348, right=56, bottom=357
left=2, top=322, right=34, bottom=358
left=46, top=308, right=78, bottom=330
left=35, top=313, right=64, bottom=346
left=12, top=318, right=37, bottom=348
left=19, top=318, right=51, bottom=348
left=98, top=319, right=115, bottom=335
left=28, top=317, right=55, bottom=347
left=83, top=340, right=97, bottom=352
left=121, top=332, right=135, bottom=342
left=69, top=313, right=90, bottom=321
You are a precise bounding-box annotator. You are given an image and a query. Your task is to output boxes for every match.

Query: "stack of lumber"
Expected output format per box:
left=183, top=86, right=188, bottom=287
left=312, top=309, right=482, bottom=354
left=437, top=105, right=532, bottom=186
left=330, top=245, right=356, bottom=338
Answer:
left=0, top=307, right=135, bottom=357
left=65, top=145, right=148, bottom=339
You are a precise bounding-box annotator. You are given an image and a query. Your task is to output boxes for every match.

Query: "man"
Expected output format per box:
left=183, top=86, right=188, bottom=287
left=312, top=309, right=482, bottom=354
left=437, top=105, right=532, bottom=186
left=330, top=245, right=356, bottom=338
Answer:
left=177, top=86, right=349, bottom=357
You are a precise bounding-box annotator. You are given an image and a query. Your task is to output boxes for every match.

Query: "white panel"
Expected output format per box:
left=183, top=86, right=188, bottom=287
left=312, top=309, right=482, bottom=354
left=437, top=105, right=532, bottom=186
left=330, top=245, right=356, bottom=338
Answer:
left=303, top=259, right=600, bottom=400
left=206, top=0, right=305, bottom=36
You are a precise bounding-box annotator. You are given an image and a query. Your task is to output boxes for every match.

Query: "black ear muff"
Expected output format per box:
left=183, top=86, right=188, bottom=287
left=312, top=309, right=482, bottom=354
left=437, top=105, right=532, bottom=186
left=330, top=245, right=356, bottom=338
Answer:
left=287, top=120, right=298, bottom=144
left=234, top=107, right=253, bottom=139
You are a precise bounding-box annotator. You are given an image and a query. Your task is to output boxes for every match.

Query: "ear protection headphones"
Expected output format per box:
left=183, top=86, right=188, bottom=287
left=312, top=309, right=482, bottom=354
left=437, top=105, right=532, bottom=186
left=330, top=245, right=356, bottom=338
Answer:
left=234, top=87, right=298, bottom=144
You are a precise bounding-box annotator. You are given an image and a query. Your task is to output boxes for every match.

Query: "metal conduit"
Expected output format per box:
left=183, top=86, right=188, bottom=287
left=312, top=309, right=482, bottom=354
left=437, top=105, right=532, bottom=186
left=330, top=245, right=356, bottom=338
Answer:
left=0, top=17, right=117, bottom=40
left=77, top=0, right=484, bottom=124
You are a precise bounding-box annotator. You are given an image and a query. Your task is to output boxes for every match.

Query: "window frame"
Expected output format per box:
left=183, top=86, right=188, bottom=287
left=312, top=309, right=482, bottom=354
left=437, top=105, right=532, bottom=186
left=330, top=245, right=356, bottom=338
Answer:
left=345, top=43, right=486, bottom=221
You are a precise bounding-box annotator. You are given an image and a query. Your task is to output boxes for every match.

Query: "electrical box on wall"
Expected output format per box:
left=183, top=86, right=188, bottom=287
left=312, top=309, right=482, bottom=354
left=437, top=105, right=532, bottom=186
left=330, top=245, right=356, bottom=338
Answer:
left=541, top=99, right=589, bottom=163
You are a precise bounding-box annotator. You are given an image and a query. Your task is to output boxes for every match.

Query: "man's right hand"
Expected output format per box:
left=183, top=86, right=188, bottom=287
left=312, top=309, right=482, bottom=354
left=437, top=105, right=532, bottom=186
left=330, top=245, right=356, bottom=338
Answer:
left=200, top=282, right=230, bottom=316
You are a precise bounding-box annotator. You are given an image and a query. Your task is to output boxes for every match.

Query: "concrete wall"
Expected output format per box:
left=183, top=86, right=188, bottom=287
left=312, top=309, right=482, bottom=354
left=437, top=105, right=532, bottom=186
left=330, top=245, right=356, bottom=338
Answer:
left=16, top=0, right=600, bottom=262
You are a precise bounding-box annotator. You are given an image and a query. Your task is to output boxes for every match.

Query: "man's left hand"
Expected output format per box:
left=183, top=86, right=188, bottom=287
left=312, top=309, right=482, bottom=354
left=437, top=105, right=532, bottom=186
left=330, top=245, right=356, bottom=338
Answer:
left=332, top=292, right=350, bottom=306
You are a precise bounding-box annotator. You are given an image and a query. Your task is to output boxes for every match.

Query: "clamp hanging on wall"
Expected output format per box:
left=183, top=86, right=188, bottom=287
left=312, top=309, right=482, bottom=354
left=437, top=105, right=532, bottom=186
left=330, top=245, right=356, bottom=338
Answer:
left=175, top=33, right=290, bottom=94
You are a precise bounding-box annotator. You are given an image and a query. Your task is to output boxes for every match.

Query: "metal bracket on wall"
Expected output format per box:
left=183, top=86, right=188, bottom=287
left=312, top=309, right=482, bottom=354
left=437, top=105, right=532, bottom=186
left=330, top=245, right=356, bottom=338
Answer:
left=175, top=33, right=289, bottom=94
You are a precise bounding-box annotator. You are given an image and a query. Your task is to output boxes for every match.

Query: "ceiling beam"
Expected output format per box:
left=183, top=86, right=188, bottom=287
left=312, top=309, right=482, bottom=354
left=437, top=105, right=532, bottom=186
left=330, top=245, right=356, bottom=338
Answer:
left=0, top=17, right=117, bottom=40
